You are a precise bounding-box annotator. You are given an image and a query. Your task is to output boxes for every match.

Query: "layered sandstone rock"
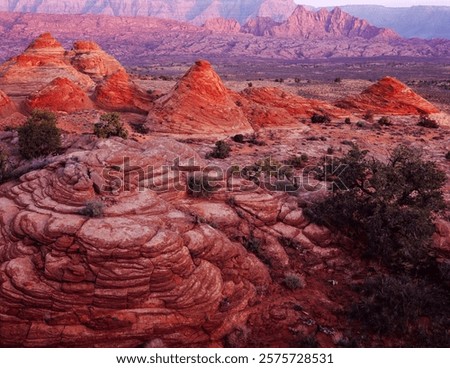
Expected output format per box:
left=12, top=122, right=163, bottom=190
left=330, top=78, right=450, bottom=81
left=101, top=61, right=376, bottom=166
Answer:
left=0, top=137, right=271, bottom=347
left=146, top=60, right=253, bottom=135
left=0, top=89, right=15, bottom=117
left=70, top=40, right=125, bottom=81
left=336, top=76, right=440, bottom=115
left=94, top=70, right=151, bottom=113
left=0, top=33, right=95, bottom=96
left=240, top=87, right=345, bottom=129
left=203, top=18, right=241, bottom=33
left=25, top=77, right=94, bottom=113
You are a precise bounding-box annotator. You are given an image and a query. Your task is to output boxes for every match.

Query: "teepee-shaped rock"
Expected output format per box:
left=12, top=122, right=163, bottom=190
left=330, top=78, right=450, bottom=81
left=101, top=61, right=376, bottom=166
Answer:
left=70, top=40, right=125, bottom=81
left=25, top=77, right=94, bottom=113
left=336, top=76, right=439, bottom=115
left=146, top=60, right=253, bottom=135
left=0, top=33, right=95, bottom=96
left=94, top=70, right=151, bottom=113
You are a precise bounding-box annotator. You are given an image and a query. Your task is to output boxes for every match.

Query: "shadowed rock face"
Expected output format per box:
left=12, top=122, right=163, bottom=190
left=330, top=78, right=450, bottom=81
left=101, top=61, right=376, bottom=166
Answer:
left=336, top=76, right=440, bottom=115
left=25, top=77, right=94, bottom=113
left=146, top=60, right=253, bottom=135
left=0, top=89, right=15, bottom=117
left=0, top=137, right=273, bottom=347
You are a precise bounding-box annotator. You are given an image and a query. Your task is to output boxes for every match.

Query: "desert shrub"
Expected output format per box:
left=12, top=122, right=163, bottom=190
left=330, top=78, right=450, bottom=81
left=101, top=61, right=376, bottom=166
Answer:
left=247, top=133, right=266, bottom=146
left=285, top=155, right=307, bottom=169
left=344, top=117, right=351, bottom=124
left=378, top=116, right=392, bottom=126
left=209, top=140, right=231, bottom=159
left=129, top=122, right=150, bottom=134
left=243, top=235, right=262, bottom=254
left=279, top=236, right=302, bottom=250
left=79, top=200, right=104, bottom=218
left=18, top=110, right=61, bottom=159
left=356, top=121, right=365, bottom=128
left=0, top=150, right=8, bottom=182
left=363, top=110, right=374, bottom=123
left=311, top=113, right=331, bottom=124
left=417, top=116, right=439, bottom=129
left=247, top=82, right=253, bottom=87
left=446, top=151, right=450, bottom=160
left=327, top=147, right=335, bottom=155
left=283, top=273, right=304, bottom=290
left=186, top=174, right=218, bottom=198
left=306, top=145, right=446, bottom=273
left=350, top=276, right=449, bottom=346
left=334, top=77, right=342, bottom=83
left=94, top=113, right=128, bottom=139
left=232, top=134, right=245, bottom=143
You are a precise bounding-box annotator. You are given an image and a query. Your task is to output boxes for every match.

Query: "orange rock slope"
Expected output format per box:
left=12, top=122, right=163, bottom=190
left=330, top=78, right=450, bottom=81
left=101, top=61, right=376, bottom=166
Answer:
left=146, top=60, right=253, bottom=135
left=25, top=77, right=94, bottom=113
left=94, top=70, right=152, bottom=113
left=336, top=76, right=440, bottom=115
left=0, top=33, right=95, bottom=96
left=240, top=87, right=345, bottom=129
left=0, top=89, right=15, bottom=117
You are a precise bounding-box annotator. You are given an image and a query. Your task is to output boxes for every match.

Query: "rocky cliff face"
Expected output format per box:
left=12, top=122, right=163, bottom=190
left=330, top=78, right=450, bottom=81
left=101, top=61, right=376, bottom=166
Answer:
left=0, top=90, right=16, bottom=118
left=0, top=0, right=297, bottom=25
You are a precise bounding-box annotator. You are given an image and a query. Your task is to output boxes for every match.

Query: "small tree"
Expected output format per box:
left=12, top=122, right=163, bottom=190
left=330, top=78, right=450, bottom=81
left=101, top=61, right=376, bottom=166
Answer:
left=0, top=149, right=8, bottom=182
left=311, top=113, right=331, bottom=124
left=209, top=140, right=231, bottom=159
left=307, top=145, right=446, bottom=273
left=94, top=113, right=128, bottom=139
left=18, top=110, right=61, bottom=159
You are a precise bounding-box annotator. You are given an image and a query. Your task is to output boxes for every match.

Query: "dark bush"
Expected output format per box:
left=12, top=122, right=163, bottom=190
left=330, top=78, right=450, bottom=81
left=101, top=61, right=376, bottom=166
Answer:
left=283, top=273, right=304, bottom=290
left=446, top=151, right=450, bottom=160
left=94, top=113, right=128, bottom=139
left=356, top=121, right=365, bottom=128
left=129, top=122, right=150, bottom=134
left=307, top=145, right=446, bottom=273
left=284, top=155, right=307, bottom=169
left=0, top=150, right=8, bottom=182
left=344, top=117, right=351, bottom=124
left=247, top=82, right=253, bottom=88
left=350, top=276, right=449, bottom=346
left=378, top=116, right=392, bottom=126
left=232, top=134, right=245, bottom=143
left=417, top=116, right=439, bottom=129
left=209, top=140, right=231, bottom=159
left=18, top=110, right=61, bottom=159
left=334, top=77, right=342, bottom=83
left=79, top=200, right=104, bottom=218
left=363, top=110, right=374, bottom=123
left=327, top=147, right=334, bottom=155
left=311, top=113, right=331, bottom=124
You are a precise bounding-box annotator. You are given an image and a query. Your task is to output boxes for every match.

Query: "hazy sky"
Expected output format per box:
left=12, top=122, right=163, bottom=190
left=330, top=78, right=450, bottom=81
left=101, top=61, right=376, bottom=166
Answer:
left=295, top=1, right=450, bottom=7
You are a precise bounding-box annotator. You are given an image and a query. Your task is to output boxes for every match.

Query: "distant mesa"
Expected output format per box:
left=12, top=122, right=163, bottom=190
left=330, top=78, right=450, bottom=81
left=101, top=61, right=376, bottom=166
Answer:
left=146, top=60, right=253, bottom=135
left=336, top=76, right=440, bottom=115
left=25, top=77, right=94, bottom=113
left=203, top=18, right=241, bottom=33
